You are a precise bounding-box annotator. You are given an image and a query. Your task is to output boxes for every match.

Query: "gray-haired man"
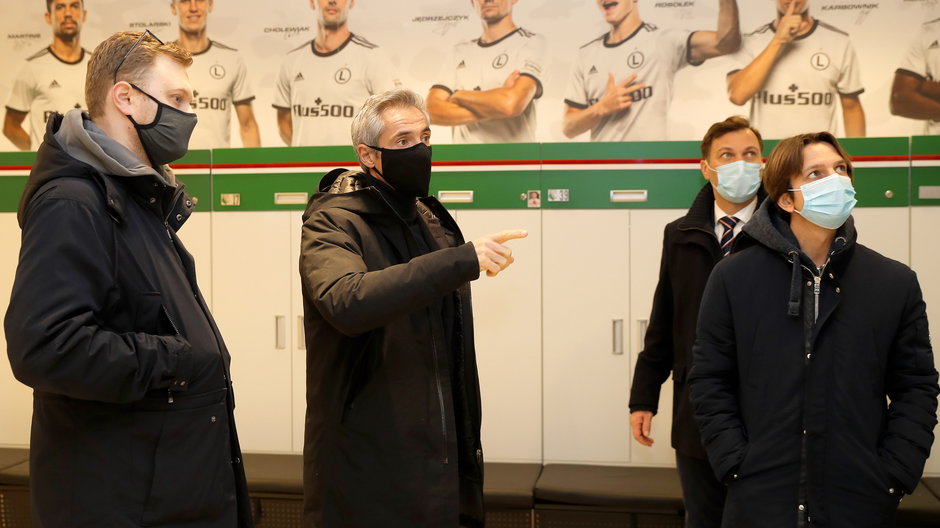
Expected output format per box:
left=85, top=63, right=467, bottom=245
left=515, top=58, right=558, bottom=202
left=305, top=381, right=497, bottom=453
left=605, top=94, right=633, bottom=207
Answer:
left=298, top=88, right=526, bottom=528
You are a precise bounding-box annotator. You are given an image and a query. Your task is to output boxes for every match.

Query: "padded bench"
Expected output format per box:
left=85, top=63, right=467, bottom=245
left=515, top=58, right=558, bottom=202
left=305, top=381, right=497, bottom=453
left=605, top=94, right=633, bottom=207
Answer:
left=241, top=453, right=541, bottom=528
left=534, top=464, right=685, bottom=527
left=0, top=447, right=32, bottom=528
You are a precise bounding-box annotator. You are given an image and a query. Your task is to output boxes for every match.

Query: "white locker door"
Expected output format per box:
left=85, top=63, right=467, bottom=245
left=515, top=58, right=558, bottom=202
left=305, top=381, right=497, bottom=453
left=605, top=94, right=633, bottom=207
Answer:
left=628, top=209, right=687, bottom=466
left=290, top=210, right=307, bottom=454
left=851, top=208, right=911, bottom=266
left=456, top=209, right=542, bottom=463
left=543, top=210, right=631, bottom=465
left=212, top=211, right=293, bottom=453
left=911, top=206, right=940, bottom=476
left=176, top=211, right=214, bottom=308
left=0, top=212, right=32, bottom=446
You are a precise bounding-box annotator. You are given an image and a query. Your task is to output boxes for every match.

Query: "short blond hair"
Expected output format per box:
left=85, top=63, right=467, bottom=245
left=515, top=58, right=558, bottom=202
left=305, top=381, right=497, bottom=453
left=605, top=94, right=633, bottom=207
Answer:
left=85, top=31, right=192, bottom=119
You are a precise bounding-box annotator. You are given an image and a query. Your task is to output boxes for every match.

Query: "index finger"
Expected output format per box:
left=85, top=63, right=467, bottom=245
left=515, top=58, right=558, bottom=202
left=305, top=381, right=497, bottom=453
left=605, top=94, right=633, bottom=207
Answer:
left=618, top=74, right=639, bottom=88
left=785, top=1, right=796, bottom=16
left=492, top=229, right=528, bottom=244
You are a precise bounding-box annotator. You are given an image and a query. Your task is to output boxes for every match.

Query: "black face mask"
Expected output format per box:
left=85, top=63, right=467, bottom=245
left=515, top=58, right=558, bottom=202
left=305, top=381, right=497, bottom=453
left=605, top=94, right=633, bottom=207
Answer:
left=126, top=84, right=197, bottom=166
left=368, top=142, right=432, bottom=198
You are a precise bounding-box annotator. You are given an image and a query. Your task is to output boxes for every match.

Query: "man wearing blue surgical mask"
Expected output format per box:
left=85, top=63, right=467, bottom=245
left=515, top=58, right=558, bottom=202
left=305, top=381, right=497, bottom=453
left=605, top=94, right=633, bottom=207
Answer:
left=690, top=132, right=938, bottom=526
left=629, top=115, right=765, bottom=528
left=5, top=31, right=252, bottom=527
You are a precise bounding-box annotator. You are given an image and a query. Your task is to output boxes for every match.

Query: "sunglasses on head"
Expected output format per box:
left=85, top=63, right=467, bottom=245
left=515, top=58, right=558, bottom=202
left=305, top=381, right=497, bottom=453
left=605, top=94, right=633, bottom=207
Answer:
left=112, top=30, right=164, bottom=84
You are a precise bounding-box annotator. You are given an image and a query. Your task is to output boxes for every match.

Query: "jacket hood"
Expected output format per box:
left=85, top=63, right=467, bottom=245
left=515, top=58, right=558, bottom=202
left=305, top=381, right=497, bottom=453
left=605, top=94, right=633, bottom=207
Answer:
left=18, top=110, right=176, bottom=227
left=738, top=198, right=857, bottom=317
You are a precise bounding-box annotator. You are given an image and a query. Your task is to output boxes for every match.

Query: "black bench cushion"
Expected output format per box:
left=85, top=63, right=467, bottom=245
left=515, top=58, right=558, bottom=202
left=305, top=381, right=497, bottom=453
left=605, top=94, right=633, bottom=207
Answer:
left=0, top=448, right=28, bottom=473
left=242, top=453, right=303, bottom=495
left=0, top=461, right=29, bottom=487
left=534, top=464, right=684, bottom=511
left=483, top=463, right=541, bottom=509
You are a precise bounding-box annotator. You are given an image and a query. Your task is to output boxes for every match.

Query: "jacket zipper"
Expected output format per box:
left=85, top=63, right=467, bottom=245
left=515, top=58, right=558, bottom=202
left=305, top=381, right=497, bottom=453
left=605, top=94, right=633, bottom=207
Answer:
left=429, top=329, right=449, bottom=465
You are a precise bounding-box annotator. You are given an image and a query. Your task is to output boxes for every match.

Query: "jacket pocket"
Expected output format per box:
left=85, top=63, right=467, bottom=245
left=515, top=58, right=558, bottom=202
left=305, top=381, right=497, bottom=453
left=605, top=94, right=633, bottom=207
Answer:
left=141, top=399, right=235, bottom=526
left=135, top=291, right=182, bottom=337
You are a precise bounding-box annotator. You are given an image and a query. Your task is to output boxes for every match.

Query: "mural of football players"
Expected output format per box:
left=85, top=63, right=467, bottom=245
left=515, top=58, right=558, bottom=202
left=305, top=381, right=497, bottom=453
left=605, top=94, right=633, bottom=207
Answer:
left=728, top=0, right=865, bottom=138
left=890, top=17, right=940, bottom=134
left=273, top=0, right=402, bottom=146
left=427, top=0, right=547, bottom=143
left=171, top=0, right=261, bottom=148
left=4, top=0, right=90, bottom=151
left=562, top=0, right=741, bottom=142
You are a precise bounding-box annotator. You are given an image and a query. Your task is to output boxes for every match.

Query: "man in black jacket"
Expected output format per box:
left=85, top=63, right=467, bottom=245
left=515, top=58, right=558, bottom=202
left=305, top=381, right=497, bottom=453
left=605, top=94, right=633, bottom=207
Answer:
left=4, top=31, right=252, bottom=527
left=629, top=116, right=765, bottom=528
left=690, top=132, right=938, bottom=527
left=299, top=88, right=526, bottom=528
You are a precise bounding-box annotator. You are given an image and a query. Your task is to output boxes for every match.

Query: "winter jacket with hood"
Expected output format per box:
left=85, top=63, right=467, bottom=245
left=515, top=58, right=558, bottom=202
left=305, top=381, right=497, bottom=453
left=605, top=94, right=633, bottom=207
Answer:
left=299, top=169, right=484, bottom=528
left=689, top=199, right=938, bottom=527
left=630, top=182, right=767, bottom=459
left=4, top=110, right=252, bottom=527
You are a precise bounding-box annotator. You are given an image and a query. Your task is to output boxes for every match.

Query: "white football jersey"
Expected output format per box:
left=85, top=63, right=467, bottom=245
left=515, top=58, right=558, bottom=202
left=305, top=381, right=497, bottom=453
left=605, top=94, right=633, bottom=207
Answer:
left=564, top=24, right=694, bottom=142
left=731, top=20, right=863, bottom=139
left=6, top=47, right=90, bottom=149
left=273, top=34, right=401, bottom=146
left=184, top=41, right=254, bottom=149
left=897, top=17, right=940, bottom=134
left=435, top=28, right=546, bottom=143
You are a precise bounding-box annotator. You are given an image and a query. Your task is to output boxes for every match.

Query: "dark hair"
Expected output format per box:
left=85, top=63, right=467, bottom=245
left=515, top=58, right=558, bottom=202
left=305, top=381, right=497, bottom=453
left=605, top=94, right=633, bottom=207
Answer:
left=762, top=131, right=854, bottom=202
left=699, top=115, right=763, bottom=160
left=46, top=0, right=83, bottom=12
left=85, top=31, right=192, bottom=118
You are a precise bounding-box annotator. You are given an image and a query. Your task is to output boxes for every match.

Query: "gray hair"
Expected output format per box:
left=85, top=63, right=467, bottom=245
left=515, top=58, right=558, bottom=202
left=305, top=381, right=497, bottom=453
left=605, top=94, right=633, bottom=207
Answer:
left=351, top=89, right=430, bottom=171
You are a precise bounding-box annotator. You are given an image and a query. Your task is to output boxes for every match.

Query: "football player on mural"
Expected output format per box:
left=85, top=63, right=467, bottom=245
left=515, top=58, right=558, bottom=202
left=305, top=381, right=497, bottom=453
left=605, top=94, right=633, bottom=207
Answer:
left=427, top=0, right=547, bottom=143
left=562, top=0, right=741, bottom=142
left=171, top=0, right=261, bottom=148
left=890, top=17, right=940, bottom=135
left=728, top=0, right=865, bottom=138
left=274, top=0, right=402, bottom=146
left=4, top=0, right=90, bottom=151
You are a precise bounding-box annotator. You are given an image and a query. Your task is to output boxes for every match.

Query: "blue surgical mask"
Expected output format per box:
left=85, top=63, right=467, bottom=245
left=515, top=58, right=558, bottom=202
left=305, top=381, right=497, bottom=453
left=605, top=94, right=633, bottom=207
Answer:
left=789, top=174, right=857, bottom=230
left=707, top=160, right=762, bottom=203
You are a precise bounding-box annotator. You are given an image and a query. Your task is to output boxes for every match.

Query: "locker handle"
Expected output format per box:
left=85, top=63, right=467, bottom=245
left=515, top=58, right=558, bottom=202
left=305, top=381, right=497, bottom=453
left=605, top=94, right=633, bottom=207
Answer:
left=612, top=319, right=624, bottom=355
left=610, top=190, right=648, bottom=203
left=437, top=190, right=474, bottom=203
left=275, top=315, right=286, bottom=350
left=297, top=315, right=306, bottom=350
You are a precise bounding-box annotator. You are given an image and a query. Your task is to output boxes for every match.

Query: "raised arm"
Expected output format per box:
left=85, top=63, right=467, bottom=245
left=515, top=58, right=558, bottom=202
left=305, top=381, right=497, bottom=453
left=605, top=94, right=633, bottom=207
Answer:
left=688, top=0, right=741, bottom=63
left=727, top=2, right=809, bottom=106
left=562, top=73, right=645, bottom=138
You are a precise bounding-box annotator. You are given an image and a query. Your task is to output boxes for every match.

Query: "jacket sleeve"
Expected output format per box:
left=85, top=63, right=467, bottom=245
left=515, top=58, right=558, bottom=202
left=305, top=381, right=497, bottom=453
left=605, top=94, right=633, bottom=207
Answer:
left=880, top=270, right=939, bottom=493
left=300, top=209, right=480, bottom=337
left=629, top=226, right=674, bottom=414
left=688, top=263, right=748, bottom=481
left=4, top=193, right=192, bottom=404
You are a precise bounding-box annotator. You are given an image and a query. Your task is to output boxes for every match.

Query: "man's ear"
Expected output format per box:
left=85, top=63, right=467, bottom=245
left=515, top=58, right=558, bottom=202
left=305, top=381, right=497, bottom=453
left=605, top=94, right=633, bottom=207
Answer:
left=356, top=144, right=376, bottom=169
left=777, top=191, right=795, bottom=213
left=700, top=159, right=711, bottom=181
left=44, top=11, right=52, bottom=26
left=111, top=82, right=135, bottom=116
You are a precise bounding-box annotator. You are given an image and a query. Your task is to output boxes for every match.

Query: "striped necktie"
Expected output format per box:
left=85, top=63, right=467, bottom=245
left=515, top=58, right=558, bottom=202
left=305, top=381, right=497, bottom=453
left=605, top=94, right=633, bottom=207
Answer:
left=719, top=216, right=740, bottom=257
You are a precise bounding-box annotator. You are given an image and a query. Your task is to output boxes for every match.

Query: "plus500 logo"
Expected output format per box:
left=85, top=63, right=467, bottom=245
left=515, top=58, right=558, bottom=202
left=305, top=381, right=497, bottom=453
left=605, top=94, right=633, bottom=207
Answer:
left=757, top=91, right=834, bottom=106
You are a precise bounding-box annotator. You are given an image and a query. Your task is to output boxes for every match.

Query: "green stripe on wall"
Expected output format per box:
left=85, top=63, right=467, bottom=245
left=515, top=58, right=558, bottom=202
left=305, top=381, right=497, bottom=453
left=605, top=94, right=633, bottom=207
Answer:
left=0, top=176, right=27, bottom=213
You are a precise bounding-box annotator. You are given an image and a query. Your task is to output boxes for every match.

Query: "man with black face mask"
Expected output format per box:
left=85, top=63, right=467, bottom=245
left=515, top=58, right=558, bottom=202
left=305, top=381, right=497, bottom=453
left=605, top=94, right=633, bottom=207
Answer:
left=299, top=88, right=527, bottom=528
left=4, top=30, right=252, bottom=527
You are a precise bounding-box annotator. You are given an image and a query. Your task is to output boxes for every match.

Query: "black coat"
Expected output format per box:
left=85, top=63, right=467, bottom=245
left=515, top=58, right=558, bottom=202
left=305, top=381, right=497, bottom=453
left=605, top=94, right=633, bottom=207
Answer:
left=630, top=183, right=766, bottom=459
left=299, top=170, right=484, bottom=528
left=689, top=200, right=939, bottom=527
left=4, top=113, right=252, bottom=527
